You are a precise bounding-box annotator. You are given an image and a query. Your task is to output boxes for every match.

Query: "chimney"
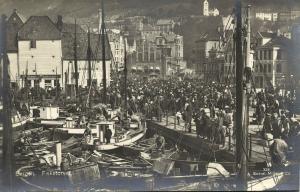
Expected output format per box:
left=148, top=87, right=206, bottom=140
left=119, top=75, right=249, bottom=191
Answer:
left=56, top=15, right=63, bottom=31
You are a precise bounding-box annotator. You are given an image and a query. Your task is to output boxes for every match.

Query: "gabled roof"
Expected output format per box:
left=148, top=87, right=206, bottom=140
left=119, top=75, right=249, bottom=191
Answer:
left=258, top=36, right=291, bottom=49
left=62, top=29, right=111, bottom=61
left=6, top=10, right=25, bottom=52
left=257, top=32, right=276, bottom=39
left=18, top=16, right=61, bottom=40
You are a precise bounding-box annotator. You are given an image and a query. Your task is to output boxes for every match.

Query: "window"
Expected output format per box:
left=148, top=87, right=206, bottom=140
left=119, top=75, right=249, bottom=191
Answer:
left=277, top=63, right=282, bottom=73
left=30, top=40, right=36, bottom=48
left=264, top=50, right=267, bottom=60
left=268, top=50, right=272, bottom=60
left=268, top=64, right=272, bottom=73
left=45, top=80, right=52, bottom=89
left=277, top=50, right=282, bottom=60
left=264, top=65, right=267, bottom=73
left=260, top=64, right=263, bottom=72
left=260, top=50, right=263, bottom=60
left=34, top=80, right=40, bottom=87
left=54, top=80, right=59, bottom=87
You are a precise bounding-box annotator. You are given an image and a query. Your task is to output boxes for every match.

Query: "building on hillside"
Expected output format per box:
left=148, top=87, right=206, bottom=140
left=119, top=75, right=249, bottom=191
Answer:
left=17, top=16, right=62, bottom=89
left=291, top=24, right=300, bottom=81
left=131, top=31, right=185, bottom=78
left=107, top=29, right=125, bottom=71
left=203, top=0, right=219, bottom=17
left=253, top=35, right=291, bottom=89
left=278, top=8, right=300, bottom=22
left=59, top=17, right=112, bottom=90
left=192, top=28, right=223, bottom=79
left=255, top=10, right=278, bottom=22
left=6, top=9, right=25, bottom=88
left=156, top=19, right=175, bottom=33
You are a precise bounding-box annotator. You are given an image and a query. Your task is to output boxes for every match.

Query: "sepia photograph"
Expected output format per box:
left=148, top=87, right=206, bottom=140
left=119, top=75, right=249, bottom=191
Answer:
left=0, top=0, right=300, bottom=191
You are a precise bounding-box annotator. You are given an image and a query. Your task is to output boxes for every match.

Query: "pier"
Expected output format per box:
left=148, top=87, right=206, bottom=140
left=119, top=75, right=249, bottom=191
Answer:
left=147, top=109, right=271, bottom=163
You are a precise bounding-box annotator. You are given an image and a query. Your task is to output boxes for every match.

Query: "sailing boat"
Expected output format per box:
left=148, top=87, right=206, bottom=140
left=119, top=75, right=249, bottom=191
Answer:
left=52, top=0, right=146, bottom=151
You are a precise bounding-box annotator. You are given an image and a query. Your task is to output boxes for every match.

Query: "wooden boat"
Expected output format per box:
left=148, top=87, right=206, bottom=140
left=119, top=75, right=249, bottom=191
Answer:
left=0, top=113, right=30, bottom=131
left=16, top=162, right=101, bottom=190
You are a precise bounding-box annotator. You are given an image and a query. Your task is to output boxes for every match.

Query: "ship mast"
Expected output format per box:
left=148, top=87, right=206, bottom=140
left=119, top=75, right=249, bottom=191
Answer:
left=124, top=34, right=128, bottom=119
left=87, top=28, right=92, bottom=108
left=74, top=18, right=79, bottom=102
left=101, top=0, right=107, bottom=104
left=1, top=14, right=15, bottom=190
left=235, top=0, right=248, bottom=190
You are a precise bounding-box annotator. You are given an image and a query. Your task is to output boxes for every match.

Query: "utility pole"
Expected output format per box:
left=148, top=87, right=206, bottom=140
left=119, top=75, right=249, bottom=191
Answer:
left=74, top=18, right=79, bottom=100
left=235, top=0, right=248, bottom=190
left=1, top=14, right=15, bottom=191
left=101, top=0, right=107, bottom=104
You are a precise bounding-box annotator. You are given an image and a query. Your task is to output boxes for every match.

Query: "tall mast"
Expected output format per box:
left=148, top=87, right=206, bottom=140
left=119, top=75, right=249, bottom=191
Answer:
left=235, top=0, right=248, bottom=190
left=1, top=14, right=15, bottom=190
left=74, top=18, right=79, bottom=100
left=55, top=67, right=58, bottom=98
left=124, top=35, right=128, bottom=118
left=87, top=28, right=92, bottom=87
left=101, top=0, right=107, bottom=104
left=87, top=28, right=92, bottom=108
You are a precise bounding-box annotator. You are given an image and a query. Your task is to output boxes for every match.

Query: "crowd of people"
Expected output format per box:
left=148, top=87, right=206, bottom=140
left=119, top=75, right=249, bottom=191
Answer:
left=106, top=77, right=234, bottom=146
left=105, top=76, right=300, bottom=165
left=255, top=88, right=300, bottom=165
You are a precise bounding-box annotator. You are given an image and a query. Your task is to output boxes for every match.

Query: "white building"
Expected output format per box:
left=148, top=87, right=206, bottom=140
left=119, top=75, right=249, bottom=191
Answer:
left=256, top=12, right=278, bottom=22
left=60, top=20, right=112, bottom=89
left=156, top=19, right=175, bottom=33
left=6, top=9, right=25, bottom=88
left=107, top=29, right=125, bottom=71
left=17, top=16, right=62, bottom=89
left=203, top=0, right=219, bottom=17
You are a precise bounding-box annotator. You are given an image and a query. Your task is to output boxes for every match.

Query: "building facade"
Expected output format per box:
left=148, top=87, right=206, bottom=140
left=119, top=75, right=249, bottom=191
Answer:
left=253, top=35, right=291, bottom=89
left=203, top=0, right=219, bottom=17
left=17, top=16, right=62, bottom=90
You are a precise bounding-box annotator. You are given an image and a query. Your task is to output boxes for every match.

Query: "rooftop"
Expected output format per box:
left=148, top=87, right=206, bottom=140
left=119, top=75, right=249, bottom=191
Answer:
left=258, top=35, right=291, bottom=49
left=6, top=10, right=25, bottom=52
left=62, top=26, right=111, bottom=60
left=18, top=16, right=61, bottom=40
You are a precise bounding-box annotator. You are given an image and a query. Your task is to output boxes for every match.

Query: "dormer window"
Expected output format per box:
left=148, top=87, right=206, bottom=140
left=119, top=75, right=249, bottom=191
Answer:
left=30, top=40, right=36, bottom=48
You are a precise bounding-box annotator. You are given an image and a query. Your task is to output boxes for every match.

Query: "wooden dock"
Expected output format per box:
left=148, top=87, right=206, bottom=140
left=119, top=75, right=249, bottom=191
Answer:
left=146, top=109, right=271, bottom=163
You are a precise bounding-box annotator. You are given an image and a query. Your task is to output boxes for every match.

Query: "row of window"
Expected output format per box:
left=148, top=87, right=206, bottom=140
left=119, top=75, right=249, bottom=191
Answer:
left=254, top=63, right=282, bottom=73
left=256, top=49, right=282, bottom=60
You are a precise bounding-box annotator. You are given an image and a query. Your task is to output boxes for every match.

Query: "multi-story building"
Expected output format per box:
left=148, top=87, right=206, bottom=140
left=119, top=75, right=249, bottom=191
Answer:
left=59, top=17, right=112, bottom=90
left=17, top=16, right=62, bottom=89
left=6, top=9, right=25, bottom=88
left=278, top=8, right=300, bottom=21
left=132, top=31, right=185, bottom=77
left=255, top=12, right=278, bottom=22
left=192, top=32, right=222, bottom=78
left=253, top=34, right=291, bottom=89
left=107, top=29, right=125, bottom=71
left=203, top=0, right=219, bottom=17
left=156, top=19, right=175, bottom=33
left=5, top=11, right=112, bottom=90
